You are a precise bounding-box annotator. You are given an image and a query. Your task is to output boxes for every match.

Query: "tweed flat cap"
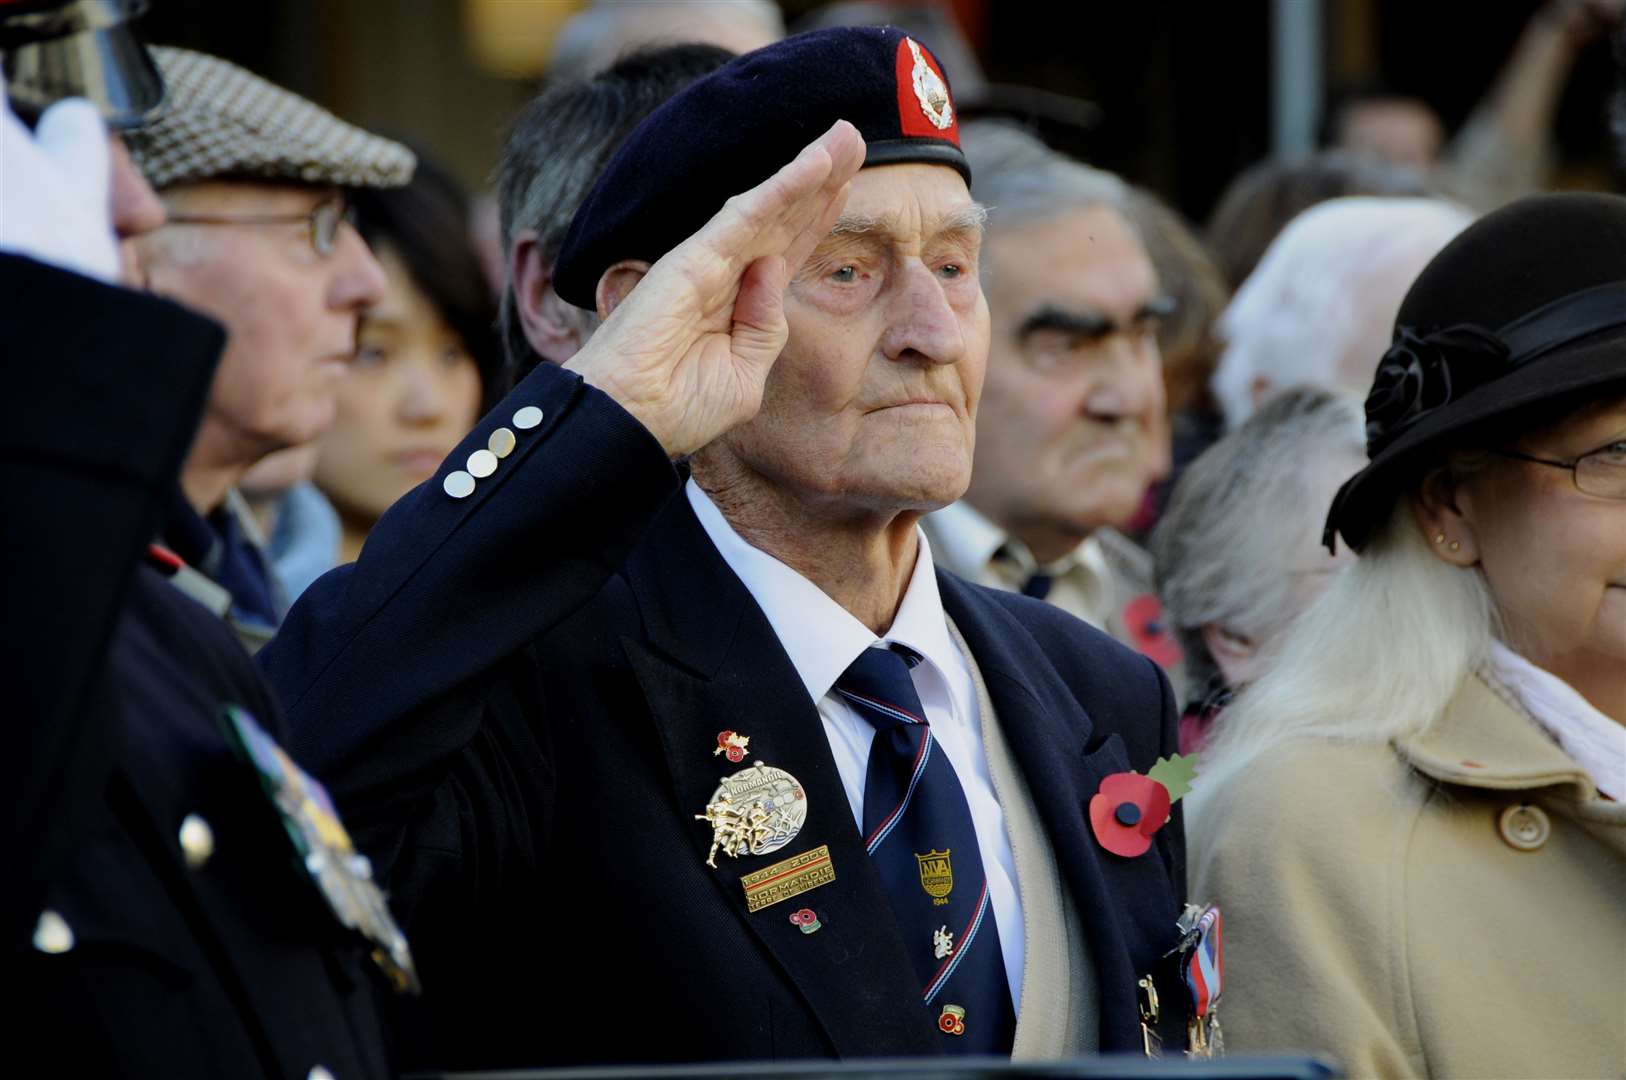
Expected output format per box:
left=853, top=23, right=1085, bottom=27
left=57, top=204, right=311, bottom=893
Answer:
left=553, top=26, right=967, bottom=309
left=126, top=46, right=414, bottom=189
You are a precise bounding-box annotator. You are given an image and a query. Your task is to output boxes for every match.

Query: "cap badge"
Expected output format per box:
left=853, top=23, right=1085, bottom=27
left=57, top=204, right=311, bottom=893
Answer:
left=906, top=38, right=954, bottom=130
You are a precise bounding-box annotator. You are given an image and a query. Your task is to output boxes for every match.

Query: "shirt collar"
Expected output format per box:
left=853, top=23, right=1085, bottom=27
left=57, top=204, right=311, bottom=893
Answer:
left=926, top=499, right=1098, bottom=578
left=686, top=478, right=960, bottom=703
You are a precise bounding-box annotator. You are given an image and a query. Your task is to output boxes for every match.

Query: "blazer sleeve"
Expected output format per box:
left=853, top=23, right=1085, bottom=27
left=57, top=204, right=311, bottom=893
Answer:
left=1, top=255, right=223, bottom=945
left=260, top=361, right=679, bottom=883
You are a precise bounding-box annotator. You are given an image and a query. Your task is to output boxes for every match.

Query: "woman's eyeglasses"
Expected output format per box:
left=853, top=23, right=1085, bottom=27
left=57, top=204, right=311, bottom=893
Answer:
left=1491, top=441, right=1626, bottom=499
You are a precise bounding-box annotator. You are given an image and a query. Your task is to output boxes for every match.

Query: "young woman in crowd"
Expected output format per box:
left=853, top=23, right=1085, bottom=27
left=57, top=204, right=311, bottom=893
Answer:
left=1190, top=192, right=1626, bottom=1078
left=314, top=152, right=507, bottom=564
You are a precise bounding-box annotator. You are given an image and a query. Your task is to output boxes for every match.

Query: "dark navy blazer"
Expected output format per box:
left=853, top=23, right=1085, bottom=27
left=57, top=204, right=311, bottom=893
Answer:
left=263, top=360, right=1188, bottom=1071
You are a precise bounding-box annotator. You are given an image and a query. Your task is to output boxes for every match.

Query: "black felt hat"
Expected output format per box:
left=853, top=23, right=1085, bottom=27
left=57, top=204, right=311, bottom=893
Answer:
left=1325, top=192, right=1626, bottom=552
left=553, top=26, right=967, bottom=310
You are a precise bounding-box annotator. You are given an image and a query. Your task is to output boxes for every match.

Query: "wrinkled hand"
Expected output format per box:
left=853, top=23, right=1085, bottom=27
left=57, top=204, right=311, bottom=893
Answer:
left=0, top=73, right=118, bottom=282
left=564, top=120, right=865, bottom=457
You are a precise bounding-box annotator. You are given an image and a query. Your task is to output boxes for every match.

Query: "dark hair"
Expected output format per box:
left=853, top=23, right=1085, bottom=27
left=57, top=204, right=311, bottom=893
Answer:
left=351, top=149, right=507, bottom=409
left=495, top=41, right=735, bottom=374
left=1205, top=149, right=1435, bottom=291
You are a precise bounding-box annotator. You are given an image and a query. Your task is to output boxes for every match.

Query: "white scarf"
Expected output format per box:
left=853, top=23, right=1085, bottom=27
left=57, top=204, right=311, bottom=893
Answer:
left=1487, top=641, right=1626, bottom=802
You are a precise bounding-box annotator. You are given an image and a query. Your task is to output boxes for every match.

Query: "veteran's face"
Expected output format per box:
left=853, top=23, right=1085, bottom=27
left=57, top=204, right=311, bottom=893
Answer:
left=703, top=163, right=988, bottom=517
left=1459, top=393, right=1626, bottom=679
left=141, top=181, right=388, bottom=456
left=968, top=204, right=1171, bottom=541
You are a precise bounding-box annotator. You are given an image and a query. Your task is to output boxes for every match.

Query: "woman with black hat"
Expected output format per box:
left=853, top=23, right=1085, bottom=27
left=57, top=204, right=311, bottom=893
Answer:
left=1188, top=192, right=1626, bottom=1078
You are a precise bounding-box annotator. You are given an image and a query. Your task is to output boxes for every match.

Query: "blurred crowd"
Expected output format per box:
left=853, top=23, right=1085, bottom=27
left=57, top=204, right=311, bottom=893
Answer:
left=5, top=1, right=1625, bottom=1078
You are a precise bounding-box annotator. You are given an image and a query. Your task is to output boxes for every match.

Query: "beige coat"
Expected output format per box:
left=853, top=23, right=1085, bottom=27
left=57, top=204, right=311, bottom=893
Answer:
left=1190, top=674, right=1626, bottom=1079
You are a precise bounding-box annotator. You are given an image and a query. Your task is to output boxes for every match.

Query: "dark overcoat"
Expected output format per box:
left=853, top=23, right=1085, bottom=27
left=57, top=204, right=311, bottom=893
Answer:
left=2, top=255, right=395, bottom=1078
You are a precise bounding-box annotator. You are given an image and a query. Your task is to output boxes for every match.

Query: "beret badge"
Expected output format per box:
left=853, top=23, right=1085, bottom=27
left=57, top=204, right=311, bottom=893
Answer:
left=906, top=38, right=954, bottom=130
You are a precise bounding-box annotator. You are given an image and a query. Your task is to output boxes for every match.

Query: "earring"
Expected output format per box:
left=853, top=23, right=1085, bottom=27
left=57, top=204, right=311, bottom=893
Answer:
left=1434, top=532, right=1447, bottom=545
left=1449, top=541, right=1461, bottom=552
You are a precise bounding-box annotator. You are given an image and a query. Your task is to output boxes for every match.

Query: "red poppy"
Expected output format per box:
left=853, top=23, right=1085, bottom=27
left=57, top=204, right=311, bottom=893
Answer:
left=1089, top=771, right=1172, bottom=858
left=1122, top=593, right=1183, bottom=670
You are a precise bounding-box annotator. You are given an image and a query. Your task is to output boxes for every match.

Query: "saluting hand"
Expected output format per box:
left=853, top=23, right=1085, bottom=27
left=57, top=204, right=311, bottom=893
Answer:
left=563, top=120, right=865, bottom=457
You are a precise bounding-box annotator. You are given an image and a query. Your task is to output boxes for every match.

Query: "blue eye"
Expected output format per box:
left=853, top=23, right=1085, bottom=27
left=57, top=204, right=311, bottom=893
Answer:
left=829, top=265, right=858, bottom=284
left=939, top=263, right=963, bottom=279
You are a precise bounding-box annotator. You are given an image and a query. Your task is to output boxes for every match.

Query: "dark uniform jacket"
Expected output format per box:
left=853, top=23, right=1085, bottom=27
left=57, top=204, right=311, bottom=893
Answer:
left=263, top=359, right=1189, bottom=1071
left=2, top=255, right=395, bottom=1078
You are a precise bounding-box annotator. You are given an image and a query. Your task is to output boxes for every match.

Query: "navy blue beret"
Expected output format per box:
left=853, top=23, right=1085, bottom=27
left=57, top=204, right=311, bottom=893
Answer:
left=553, top=26, right=967, bottom=309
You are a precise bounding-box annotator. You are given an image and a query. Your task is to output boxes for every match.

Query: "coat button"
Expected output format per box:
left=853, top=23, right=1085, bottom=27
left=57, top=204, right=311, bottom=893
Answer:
left=1498, top=804, right=1550, bottom=851
left=442, top=470, right=476, bottom=499
left=179, top=813, right=215, bottom=869
left=513, top=405, right=543, bottom=430
left=467, top=448, right=498, bottom=479
left=307, top=1067, right=336, bottom=1080
left=32, top=909, right=74, bottom=954
left=488, top=426, right=517, bottom=459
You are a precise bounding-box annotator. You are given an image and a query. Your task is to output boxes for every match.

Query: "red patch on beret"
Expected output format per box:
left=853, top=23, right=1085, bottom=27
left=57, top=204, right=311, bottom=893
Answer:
left=893, top=36, right=959, bottom=145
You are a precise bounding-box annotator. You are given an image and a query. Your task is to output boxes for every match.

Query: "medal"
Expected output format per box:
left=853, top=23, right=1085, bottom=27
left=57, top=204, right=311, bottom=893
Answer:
left=694, top=760, right=807, bottom=868
left=741, top=844, right=834, bottom=912
left=219, top=704, right=420, bottom=993
left=1177, top=903, right=1225, bottom=1058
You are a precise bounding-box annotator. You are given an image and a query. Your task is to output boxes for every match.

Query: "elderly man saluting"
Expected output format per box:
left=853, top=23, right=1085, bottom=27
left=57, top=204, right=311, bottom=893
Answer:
left=265, top=29, right=1193, bottom=1071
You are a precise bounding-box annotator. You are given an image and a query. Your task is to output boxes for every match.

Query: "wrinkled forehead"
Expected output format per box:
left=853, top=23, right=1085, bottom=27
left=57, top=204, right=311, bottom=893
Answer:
left=827, top=163, right=982, bottom=243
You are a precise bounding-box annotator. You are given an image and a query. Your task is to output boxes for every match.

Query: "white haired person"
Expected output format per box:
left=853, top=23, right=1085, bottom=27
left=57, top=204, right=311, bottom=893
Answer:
left=1149, top=386, right=1365, bottom=752
left=1190, top=192, right=1626, bottom=1077
left=1210, top=196, right=1472, bottom=429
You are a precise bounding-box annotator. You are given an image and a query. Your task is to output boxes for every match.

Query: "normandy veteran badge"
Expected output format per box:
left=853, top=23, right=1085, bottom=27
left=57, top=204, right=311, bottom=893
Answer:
left=219, top=704, right=419, bottom=993
left=695, top=760, right=808, bottom=868
left=742, top=845, right=835, bottom=913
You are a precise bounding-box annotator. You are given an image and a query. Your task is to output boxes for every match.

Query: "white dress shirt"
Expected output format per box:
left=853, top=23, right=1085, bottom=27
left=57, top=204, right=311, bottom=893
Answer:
left=686, top=480, right=1026, bottom=1006
left=925, top=500, right=1117, bottom=631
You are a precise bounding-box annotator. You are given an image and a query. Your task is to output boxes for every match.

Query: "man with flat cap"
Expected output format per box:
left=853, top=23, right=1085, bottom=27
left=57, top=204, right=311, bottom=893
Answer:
left=126, top=45, right=410, bottom=651
left=266, top=27, right=1196, bottom=1070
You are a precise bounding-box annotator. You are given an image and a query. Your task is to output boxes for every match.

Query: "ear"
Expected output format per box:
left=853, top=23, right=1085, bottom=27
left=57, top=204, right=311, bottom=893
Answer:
left=1201, top=623, right=1256, bottom=688
left=596, top=260, right=652, bottom=322
left=1409, top=465, right=1481, bottom=567
left=510, top=231, right=585, bottom=365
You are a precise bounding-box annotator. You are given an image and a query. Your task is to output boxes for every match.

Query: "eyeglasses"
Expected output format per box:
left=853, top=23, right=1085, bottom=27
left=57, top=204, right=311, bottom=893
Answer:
left=1490, top=441, right=1626, bottom=499
left=164, top=194, right=355, bottom=257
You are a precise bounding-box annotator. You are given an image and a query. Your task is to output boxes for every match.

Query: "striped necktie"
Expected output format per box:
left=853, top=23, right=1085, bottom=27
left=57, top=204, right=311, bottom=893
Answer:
left=834, top=644, right=1017, bottom=1053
